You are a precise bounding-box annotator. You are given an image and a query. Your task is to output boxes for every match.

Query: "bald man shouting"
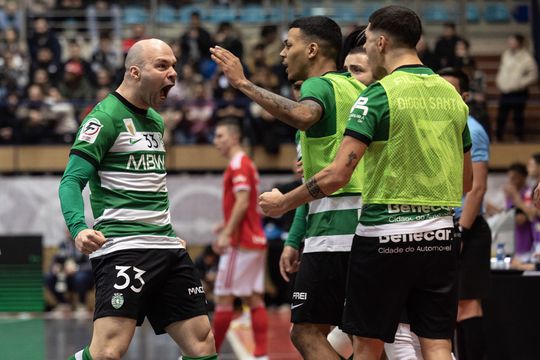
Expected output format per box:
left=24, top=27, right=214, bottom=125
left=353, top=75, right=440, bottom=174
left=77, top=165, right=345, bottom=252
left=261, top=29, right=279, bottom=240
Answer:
left=59, top=39, right=217, bottom=360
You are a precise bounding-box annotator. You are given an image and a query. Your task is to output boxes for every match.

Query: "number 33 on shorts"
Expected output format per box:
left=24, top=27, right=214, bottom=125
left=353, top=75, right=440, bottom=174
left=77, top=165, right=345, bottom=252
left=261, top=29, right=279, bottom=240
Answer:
left=114, top=265, right=146, bottom=293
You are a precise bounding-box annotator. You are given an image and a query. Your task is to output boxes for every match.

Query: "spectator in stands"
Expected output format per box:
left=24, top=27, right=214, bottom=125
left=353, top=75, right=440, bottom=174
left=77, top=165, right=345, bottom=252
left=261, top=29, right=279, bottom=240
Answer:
left=0, top=26, right=23, bottom=53
left=166, top=62, right=204, bottom=107
left=31, top=68, right=52, bottom=94
left=504, top=163, right=534, bottom=261
left=249, top=65, right=291, bottom=153
left=214, top=22, right=243, bottom=60
left=64, top=40, right=95, bottom=83
left=86, top=0, right=122, bottom=46
left=58, top=59, right=95, bottom=111
left=455, top=38, right=491, bottom=138
left=0, top=48, right=28, bottom=94
left=259, top=24, right=282, bottom=68
left=416, top=34, right=437, bottom=70
left=495, top=34, right=538, bottom=142
left=0, top=92, right=19, bottom=144
left=0, top=1, right=22, bottom=31
left=26, top=0, right=54, bottom=17
left=45, top=87, right=78, bottom=143
left=194, top=245, right=220, bottom=312
left=44, top=230, right=93, bottom=318
left=180, top=11, right=212, bottom=70
left=36, top=46, right=63, bottom=84
left=122, top=23, right=146, bottom=54
left=90, top=33, right=123, bottom=79
left=16, top=84, right=56, bottom=144
left=434, top=22, right=463, bottom=69
left=54, top=0, right=86, bottom=33
left=245, top=43, right=268, bottom=76
left=213, top=87, right=247, bottom=125
left=527, top=154, right=540, bottom=247
left=27, top=17, right=62, bottom=75
left=79, top=86, right=110, bottom=121
left=182, top=82, right=215, bottom=144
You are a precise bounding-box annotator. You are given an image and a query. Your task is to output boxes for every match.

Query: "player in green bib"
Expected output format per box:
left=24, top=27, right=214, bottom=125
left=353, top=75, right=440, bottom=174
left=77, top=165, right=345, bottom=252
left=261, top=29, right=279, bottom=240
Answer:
left=58, top=39, right=217, bottom=360
left=211, top=16, right=365, bottom=360
left=260, top=6, right=473, bottom=360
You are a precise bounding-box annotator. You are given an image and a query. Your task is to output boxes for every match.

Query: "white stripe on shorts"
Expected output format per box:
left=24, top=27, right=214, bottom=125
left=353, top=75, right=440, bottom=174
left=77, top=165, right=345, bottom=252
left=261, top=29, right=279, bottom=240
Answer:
left=303, top=234, right=354, bottom=253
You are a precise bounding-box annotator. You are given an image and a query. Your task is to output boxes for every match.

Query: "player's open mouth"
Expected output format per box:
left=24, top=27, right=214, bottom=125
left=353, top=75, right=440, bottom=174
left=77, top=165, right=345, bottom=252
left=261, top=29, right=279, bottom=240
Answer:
left=160, top=85, right=174, bottom=98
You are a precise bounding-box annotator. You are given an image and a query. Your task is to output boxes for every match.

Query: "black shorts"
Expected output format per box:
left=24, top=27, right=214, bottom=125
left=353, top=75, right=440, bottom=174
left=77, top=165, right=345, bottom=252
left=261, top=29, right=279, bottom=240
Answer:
left=458, top=216, right=492, bottom=299
left=342, top=228, right=459, bottom=342
left=91, top=248, right=208, bottom=335
left=291, top=252, right=349, bottom=326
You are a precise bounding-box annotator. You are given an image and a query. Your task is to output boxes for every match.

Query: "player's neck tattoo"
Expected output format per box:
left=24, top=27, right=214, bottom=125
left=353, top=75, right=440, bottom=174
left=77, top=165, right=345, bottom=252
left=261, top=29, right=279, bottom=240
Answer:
left=306, top=177, right=327, bottom=199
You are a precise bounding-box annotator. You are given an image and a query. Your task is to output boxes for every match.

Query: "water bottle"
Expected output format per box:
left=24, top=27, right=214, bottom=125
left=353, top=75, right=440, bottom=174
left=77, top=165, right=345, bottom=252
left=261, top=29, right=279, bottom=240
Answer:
left=495, top=242, right=505, bottom=269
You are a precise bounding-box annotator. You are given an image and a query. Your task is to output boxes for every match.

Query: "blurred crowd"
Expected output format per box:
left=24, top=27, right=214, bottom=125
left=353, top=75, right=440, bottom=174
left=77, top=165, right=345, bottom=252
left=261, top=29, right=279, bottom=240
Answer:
left=0, top=1, right=537, bottom=148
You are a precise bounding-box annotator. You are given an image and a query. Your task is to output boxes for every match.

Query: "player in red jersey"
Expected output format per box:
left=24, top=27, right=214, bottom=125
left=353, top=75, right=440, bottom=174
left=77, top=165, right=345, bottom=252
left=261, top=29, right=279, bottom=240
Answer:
left=212, top=118, right=268, bottom=359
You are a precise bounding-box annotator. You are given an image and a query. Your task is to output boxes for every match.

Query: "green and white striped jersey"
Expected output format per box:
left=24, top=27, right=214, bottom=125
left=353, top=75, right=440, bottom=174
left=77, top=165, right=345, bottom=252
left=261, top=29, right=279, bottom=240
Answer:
left=71, top=92, right=180, bottom=257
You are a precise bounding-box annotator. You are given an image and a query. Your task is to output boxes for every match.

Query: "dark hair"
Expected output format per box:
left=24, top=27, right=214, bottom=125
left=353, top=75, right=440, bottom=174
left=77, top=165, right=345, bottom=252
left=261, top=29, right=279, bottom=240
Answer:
left=261, top=24, right=277, bottom=38
left=289, top=16, right=342, bottom=65
left=512, top=33, right=525, bottom=46
left=457, top=38, right=470, bottom=50
left=216, top=118, right=243, bottom=141
left=218, top=22, right=231, bottom=32
left=437, top=67, right=470, bottom=93
left=531, top=153, right=540, bottom=165
left=443, top=22, right=456, bottom=30
left=508, top=162, right=528, bottom=177
left=339, top=25, right=366, bottom=68
left=368, top=6, right=422, bottom=48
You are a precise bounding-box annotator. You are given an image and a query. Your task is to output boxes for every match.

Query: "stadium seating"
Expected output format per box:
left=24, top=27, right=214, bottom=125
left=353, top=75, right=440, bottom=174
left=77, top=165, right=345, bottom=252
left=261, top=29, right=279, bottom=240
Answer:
left=466, top=3, right=481, bottom=23
left=208, top=6, right=237, bottom=23
left=422, top=3, right=452, bottom=23
left=238, top=5, right=267, bottom=23
left=123, top=6, right=148, bottom=25
left=484, top=3, right=511, bottom=23
left=156, top=4, right=177, bottom=24
left=178, top=5, right=208, bottom=23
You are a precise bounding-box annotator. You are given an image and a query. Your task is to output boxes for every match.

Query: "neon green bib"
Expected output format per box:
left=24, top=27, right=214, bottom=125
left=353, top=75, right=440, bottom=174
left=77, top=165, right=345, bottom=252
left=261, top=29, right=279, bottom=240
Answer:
left=300, top=73, right=365, bottom=195
left=363, top=71, right=468, bottom=206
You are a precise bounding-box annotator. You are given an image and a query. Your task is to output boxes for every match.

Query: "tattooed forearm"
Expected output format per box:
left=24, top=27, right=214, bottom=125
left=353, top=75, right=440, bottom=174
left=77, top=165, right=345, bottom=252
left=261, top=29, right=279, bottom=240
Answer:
left=245, top=82, right=300, bottom=112
left=306, top=177, right=327, bottom=199
left=346, top=151, right=358, bottom=167
left=242, top=82, right=320, bottom=129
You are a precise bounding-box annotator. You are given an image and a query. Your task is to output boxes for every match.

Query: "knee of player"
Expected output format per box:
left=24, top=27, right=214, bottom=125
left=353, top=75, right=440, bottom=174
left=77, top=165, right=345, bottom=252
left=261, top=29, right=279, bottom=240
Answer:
left=290, top=323, right=318, bottom=346
left=193, top=326, right=216, bottom=354
left=92, top=347, right=125, bottom=360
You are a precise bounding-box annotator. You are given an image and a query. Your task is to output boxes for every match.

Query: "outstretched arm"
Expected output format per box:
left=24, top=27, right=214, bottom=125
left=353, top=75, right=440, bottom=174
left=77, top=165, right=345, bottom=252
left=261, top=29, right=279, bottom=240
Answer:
left=210, top=46, right=322, bottom=130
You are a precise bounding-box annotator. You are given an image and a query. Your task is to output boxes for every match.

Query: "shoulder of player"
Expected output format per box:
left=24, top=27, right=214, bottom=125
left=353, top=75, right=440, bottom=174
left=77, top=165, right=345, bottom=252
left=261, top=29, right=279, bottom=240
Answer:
left=468, top=118, right=489, bottom=143
left=231, top=152, right=255, bottom=170
left=80, top=110, right=116, bottom=133
left=354, top=82, right=388, bottom=108
left=301, top=76, right=333, bottom=93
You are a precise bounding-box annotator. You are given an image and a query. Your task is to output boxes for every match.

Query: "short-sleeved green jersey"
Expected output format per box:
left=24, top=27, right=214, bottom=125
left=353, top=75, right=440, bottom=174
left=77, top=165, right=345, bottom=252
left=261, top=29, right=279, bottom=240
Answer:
left=71, top=92, right=179, bottom=257
left=344, top=66, right=472, bottom=233
left=298, top=72, right=365, bottom=253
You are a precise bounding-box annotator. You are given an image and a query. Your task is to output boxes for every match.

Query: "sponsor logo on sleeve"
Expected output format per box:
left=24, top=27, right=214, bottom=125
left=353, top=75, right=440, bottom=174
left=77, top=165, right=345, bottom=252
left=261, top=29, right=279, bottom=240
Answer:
left=78, top=118, right=103, bottom=144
